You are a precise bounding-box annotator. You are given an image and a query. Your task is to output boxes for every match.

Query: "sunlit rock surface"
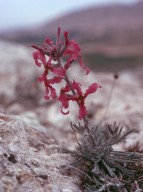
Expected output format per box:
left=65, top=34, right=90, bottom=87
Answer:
left=0, top=112, right=80, bottom=192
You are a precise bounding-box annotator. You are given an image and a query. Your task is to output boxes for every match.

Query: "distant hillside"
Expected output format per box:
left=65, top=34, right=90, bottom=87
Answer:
left=0, top=1, right=143, bottom=71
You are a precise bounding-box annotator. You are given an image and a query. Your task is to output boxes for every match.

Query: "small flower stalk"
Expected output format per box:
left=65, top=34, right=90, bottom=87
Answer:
left=32, top=27, right=143, bottom=191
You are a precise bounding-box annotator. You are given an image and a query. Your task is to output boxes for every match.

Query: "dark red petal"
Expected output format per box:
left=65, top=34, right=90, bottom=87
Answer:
left=38, top=70, right=48, bottom=82
left=45, top=55, right=52, bottom=67
left=58, top=93, right=70, bottom=115
left=64, top=31, right=69, bottom=45
left=39, top=52, right=46, bottom=64
left=49, top=85, right=57, bottom=99
left=44, top=80, right=58, bottom=99
left=44, top=87, right=50, bottom=100
left=79, top=57, right=90, bottom=75
left=64, top=58, right=73, bottom=69
left=51, top=67, right=66, bottom=77
left=63, top=49, right=78, bottom=57
left=33, top=51, right=42, bottom=67
left=58, top=94, right=69, bottom=108
left=72, top=81, right=82, bottom=96
left=60, top=84, right=71, bottom=94
left=68, top=40, right=81, bottom=52
left=84, top=83, right=101, bottom=97
left=48, top=76, right=62, bottom=84
left=57, top=27, right=61, bottom=44
left=61, top=107, right=69, bottom=115
left=43, top=38, right=53, bottom=47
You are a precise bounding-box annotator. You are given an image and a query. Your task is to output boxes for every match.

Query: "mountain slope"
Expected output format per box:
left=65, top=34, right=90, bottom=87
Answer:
left=0, top=1, right=143, bottom=71
left=0, top=1, right=143, bottom=43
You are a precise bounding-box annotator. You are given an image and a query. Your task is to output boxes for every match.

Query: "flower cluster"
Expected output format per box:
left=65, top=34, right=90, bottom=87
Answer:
left=58, top=81, right=100, bottom=119
left=32, top=27, right=101, bottom=119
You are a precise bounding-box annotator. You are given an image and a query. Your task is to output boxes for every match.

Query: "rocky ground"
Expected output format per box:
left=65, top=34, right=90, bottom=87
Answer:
left=0, top=41, right=143, bottom=191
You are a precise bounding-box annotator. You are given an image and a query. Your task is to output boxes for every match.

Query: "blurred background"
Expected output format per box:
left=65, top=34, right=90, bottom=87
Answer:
left=0, top=0, right=143, bottom=72
left=0, top=0, right=143, bottom=122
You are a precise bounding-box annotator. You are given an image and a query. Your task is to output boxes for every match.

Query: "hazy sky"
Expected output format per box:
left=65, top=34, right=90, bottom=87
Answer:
left=0, top=0, right=138, bottom=31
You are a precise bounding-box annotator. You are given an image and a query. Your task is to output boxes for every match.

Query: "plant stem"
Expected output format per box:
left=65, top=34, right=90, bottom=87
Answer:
left=83, top=117, right=95, bottom=147
left=58, top=58, right=95, bottom=147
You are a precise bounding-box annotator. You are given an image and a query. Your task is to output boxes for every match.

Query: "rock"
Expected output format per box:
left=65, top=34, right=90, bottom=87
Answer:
left=0, top=41, right=44, bottom=110
left=0, top=112, right=81, bottom=192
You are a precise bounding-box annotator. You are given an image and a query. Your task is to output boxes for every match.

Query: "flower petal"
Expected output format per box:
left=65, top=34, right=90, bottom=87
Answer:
left=58, top=92, right=70, bottom=115
left=72, top=81, right=82, bottom=96
left=44, top=87, right=50, bottom=100
left=61, top=107, right=69, bottom=115
left=56, top=27, right=61, bottom=45
left=48, top=76, right=62, bottom=84
left=84, top=83, right=101, bottom=97
left=49, top=85, right=57, bottom=99
left=58, top=94, right=69, bottom=109
left=79, top=57, right=90, bottom=75
left=44, top=84, right=57, bottom=99
left=64, top=31, right=69, bottom=45
left=33, top=50, right=47, bottom=67
left=43, top=38, right=53, bottom=47
left=51, top=67, right=66, bottom=77
left=38, top=70, right=48, bottom=82
left=33, top=51, right=41, bottom=67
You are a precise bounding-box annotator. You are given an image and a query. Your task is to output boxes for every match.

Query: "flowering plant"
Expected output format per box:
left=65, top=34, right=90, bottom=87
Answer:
left=32, top=27, right=101, bottom=120
left=32, top=27, right=143, bottom=191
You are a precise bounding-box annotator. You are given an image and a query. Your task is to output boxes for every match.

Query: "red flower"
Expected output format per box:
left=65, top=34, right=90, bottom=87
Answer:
left=58, top=85, right=69, bottom=114
left=32, top=27, right=66, bottom=79
left=43, top=76, right=62, bottom=100
left=33, top=49, right=66, bottom=78
left=31, top=27, right=100, bottom=115
left=58, top=81, right=101, bottom=119
left=32, top=27, right=90, bottom=75
left=33, top=51, right=46, bottom=67
left=63, top=33, right=90, bottom=75
left=32, top=27, right=65, bottom=61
